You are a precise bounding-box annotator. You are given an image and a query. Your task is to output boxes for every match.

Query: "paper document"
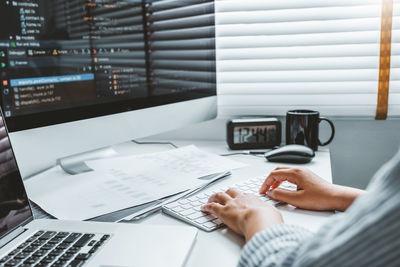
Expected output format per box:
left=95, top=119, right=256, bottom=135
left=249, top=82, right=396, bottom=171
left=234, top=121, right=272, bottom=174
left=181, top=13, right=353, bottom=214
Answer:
left=25, top=146, right=246, bottom=220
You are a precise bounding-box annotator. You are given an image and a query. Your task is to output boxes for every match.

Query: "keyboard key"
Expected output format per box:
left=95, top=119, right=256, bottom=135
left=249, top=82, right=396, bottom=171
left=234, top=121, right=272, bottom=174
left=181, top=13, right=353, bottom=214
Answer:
left=38, top=259, right=51, bottom=266
left=56, top=232, right=69, bottom=238
left=179, top=208, right=196, bottom=216
left=181, top=204, right=191, bottom=209
left=64, top=233, right=82, bottom=243
left=57, top=243, right=70, bottom=250
left=15, top=252, right=31, bottom=259
left=0, top=256, right=12, bottom=263
left=49, top=249, right=63, bottom=257
left=165, top=202, right=179, bottom=209
left=75, top=253, right=91, bottom=260
left=190, top=201, right=203, bottom=207
left=59, top=254, right=74, bottom=261
left=186, top=196, right=196, bottom=202
left=212, top=219, right=224, bottom=226
left=32, top=240, right=46, bottom=246
left=53, top=260, right=68, bottom=267
left=41, top=244, right=54, bottom=250
left=187, top=212, right=205, bottom=220
left=178, top=199, right=190, bottom=205
left=68, top=260, right=86, bottom=267
left=101, top=235, right=110, bottom=241
left=74, top=234, right=94, bottom=247
left=196, top=194, right=208, bottom=200
left=7, top=248, right=20, bottom=256
left=42, top=255, right=57, bottom=263
left=5, top=259, right=22, bottom=266
left=89, top=247, right=99, bottom=254
left=203, top=222, right=217, bottom=229
left=39, top=231, right=56, bottom=240
left=34, top=231, right=45, bottom=237
left=94, top=241, right=104, bottom=247
left=171, top=206, right=184, bottom=213
left=17, top=242, right=30, bottom=249
left=22, top=246, right=36, bottom=253
left=24, top=256, right=39, bottom=264
left=67, top=247, right=80, bottom=254
left=26, top=236, right=38, bottom=242
left=195, top=216, right=211, bottom=224
left=48, top=237, right=63, bottom=244
left=205, top=214, right=217, bottom=221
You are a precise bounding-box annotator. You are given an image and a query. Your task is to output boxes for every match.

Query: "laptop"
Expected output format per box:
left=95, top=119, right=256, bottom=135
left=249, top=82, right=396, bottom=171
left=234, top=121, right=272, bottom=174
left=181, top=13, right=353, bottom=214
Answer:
left=0, top=110, right=197, bottom=267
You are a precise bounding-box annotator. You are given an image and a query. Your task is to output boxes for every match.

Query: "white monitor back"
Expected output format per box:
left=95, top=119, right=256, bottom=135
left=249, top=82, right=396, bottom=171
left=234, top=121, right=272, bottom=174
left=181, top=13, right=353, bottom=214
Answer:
left=10, top=96, right=217, bottom=178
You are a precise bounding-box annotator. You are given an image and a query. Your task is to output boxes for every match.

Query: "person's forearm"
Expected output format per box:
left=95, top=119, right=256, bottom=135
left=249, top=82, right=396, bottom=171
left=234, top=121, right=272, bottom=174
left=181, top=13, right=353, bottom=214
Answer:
left=243, top=208, right=283, bottom=243
left=330, top=185, right=365, bottom=211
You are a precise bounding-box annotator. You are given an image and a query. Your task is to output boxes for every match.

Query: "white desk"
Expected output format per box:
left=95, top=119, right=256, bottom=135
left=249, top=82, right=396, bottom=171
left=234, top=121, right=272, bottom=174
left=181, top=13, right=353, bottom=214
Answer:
left=110, top=139, right=334, bottom=267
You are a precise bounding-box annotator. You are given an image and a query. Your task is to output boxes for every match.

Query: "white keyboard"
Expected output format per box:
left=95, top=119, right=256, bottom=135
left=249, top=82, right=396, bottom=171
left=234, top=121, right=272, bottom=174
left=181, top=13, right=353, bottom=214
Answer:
left=162, top=176, right=297, bottom=232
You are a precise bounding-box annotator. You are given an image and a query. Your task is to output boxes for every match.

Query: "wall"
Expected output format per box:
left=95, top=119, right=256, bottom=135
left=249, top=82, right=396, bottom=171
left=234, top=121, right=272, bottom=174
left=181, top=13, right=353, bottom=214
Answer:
left=327, top=119, right=400, bottom=189
left=151, top=117, right=400, bottom=189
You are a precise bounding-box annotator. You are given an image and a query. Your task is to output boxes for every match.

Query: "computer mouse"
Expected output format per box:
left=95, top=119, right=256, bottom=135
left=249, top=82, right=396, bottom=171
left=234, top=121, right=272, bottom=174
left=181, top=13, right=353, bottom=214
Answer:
left=264, top=145, right=315, bottom=164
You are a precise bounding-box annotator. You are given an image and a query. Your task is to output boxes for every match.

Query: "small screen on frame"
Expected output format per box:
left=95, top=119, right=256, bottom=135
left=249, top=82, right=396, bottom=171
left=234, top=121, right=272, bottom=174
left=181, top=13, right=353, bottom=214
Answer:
left=233, top=125, right=278, bottom=145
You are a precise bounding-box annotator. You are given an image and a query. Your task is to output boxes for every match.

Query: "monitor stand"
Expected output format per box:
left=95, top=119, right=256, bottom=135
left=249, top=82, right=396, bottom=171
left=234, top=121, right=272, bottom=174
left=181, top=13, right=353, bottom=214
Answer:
left=57, top=146, right=118, bottom=175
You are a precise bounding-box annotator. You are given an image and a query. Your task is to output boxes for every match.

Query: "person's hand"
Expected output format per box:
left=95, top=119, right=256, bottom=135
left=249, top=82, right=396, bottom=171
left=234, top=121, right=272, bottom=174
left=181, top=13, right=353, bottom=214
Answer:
left=201, top=188, right=283, bottom=242
left=259, top=167, right=365, bottom=211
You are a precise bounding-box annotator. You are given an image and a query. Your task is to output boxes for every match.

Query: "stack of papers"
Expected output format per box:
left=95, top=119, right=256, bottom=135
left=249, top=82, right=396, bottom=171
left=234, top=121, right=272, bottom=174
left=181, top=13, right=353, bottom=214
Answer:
left=25, top=146, right=246, bottom=220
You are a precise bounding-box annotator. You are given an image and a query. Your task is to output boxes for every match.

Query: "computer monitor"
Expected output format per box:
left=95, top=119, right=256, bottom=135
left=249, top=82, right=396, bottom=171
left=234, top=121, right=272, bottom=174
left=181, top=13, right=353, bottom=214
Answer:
left=0, top=0, right=217, bottom=177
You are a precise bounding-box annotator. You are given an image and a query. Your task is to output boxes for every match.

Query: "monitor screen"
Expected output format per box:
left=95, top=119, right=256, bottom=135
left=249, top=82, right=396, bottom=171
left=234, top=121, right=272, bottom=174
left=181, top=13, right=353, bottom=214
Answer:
left=0, top=0, right=216, bottom=131
left=0, top=113, right=32, bottom=238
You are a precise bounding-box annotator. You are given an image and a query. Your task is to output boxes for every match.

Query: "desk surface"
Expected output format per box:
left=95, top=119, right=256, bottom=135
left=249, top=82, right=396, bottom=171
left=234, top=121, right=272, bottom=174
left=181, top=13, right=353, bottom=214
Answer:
left=110, top=139, right=334, bottom=267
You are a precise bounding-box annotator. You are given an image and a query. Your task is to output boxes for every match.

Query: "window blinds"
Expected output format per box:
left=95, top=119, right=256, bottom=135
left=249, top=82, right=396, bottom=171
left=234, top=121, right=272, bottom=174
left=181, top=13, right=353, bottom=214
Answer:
left=50, top=0, right=216, bottom=97
left=51, top=0, right=148, bottom=89
left=216, top=0, right=400, bottom=117
left=146, top=0, right=216, bottom=95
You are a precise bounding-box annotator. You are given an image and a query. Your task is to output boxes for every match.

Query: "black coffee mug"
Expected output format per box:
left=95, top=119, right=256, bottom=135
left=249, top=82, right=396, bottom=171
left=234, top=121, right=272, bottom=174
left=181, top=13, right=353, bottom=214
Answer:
left=286, top=110, right=335, bottom=151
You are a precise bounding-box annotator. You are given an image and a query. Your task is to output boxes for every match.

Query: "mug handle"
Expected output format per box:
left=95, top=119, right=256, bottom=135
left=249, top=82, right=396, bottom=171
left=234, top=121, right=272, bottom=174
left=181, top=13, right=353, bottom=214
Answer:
left=318, top=118, right=335, bottom=146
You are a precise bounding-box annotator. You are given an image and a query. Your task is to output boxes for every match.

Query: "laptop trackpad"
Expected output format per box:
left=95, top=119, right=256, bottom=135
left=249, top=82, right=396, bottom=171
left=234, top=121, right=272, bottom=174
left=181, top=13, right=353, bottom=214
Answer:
left=88, top=224, right=197, bottom=267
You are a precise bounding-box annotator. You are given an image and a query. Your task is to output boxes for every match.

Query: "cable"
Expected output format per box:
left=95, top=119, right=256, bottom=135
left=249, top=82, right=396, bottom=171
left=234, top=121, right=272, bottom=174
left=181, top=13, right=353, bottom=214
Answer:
left=220, top=151, right=266, bottom=158
left=132, top=139, right=268, bottom=158
left=131, top=139, right=179, bottom=149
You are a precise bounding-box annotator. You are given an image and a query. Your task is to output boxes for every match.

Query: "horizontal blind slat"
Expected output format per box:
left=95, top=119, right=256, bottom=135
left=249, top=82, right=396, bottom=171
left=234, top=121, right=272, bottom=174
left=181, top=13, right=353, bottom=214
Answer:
left=216, top=18, right=382, bottom=37
left=218, top=94, right=387, bottom=106
left=152, top=14, right=215, bottom=31
left=152, top=38, right=215, bottom=50
left=217, top=44, right=381, bottom=60
left=215, top=0, right=381, bottom=12
left=218, top=81, right=394, bottom=95
left=218, top=69, right=379, bottom=83
left=217, top=31, right=382, bottom=48
left=151, top=50, right=215, bottom=60
left=152, top=60, right=216, bottom=71
left=216, top=5, right=383, bottom=24
left=218, top=57, right=380, bottom=71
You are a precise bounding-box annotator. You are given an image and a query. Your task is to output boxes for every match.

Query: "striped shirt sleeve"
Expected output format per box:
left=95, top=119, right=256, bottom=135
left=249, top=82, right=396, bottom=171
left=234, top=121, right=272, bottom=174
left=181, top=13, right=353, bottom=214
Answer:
left=237, top=224, right=313, bottom=267
left=237, top=148, right=400, bottom=267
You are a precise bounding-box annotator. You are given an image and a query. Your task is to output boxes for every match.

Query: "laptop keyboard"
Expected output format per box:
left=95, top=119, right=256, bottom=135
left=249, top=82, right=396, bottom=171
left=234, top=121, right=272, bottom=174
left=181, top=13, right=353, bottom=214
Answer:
left=0, top=230, right=110, bottom=267
left=162, top=176, right=297, bottom=231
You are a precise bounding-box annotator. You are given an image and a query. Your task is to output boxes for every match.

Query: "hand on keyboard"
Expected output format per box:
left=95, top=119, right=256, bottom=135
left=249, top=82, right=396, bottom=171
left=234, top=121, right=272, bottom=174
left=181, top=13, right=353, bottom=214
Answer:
left=201, top=188, right=284, bottom=242
left=162, top=176, right=297, bottom=232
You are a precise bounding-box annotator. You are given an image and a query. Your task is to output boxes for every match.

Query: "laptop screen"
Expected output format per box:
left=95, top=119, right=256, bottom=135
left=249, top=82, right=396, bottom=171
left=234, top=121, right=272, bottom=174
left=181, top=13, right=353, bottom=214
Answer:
left=0, top=112, right=32, bottom=238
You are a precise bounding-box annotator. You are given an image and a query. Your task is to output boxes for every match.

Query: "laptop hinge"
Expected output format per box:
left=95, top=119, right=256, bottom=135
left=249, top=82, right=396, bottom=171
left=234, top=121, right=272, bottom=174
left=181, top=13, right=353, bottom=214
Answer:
left=0, top=226, right=28, bottom=249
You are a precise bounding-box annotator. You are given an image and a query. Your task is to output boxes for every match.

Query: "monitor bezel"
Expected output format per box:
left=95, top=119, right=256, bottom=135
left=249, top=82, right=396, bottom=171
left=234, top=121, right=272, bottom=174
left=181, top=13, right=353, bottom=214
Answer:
left=4, top=88, right=216, bottom=132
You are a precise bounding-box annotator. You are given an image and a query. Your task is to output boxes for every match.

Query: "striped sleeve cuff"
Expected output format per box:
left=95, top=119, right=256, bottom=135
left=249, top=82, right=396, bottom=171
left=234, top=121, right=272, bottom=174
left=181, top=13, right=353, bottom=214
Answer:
left=238, top=224, right=314, bottom=267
